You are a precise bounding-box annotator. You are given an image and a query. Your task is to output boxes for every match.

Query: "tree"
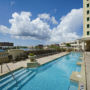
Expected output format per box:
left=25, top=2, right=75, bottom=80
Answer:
left=66, top=43, right=71, bottom=47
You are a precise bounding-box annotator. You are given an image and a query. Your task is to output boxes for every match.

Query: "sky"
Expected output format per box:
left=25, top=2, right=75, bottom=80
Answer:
left=0, top=0, right=83, bottom=46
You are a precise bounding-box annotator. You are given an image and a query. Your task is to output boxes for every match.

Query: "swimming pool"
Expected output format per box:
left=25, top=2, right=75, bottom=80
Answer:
left=0, top=52, right=81, bottom=90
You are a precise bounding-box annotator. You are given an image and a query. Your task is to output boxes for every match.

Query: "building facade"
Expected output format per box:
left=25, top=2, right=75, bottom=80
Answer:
left=8, top=49, right=25, bottom=60
left=83, top=0, right=90, bottom=37
left=0, top=50, right=9, bottom=64
left=82, top=0, right=90, bottom=51
left=60, top=40, right=83, bottom=51
left=0, top=42, right=14, bottom=49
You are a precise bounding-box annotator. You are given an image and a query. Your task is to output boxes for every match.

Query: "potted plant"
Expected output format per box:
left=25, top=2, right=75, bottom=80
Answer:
left=28, top=53, right=36, bottom=62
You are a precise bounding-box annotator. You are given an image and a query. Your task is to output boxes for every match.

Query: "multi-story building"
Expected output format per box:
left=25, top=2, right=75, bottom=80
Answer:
left=83, top=0, right=90, bottom=37
left=0, top=42, right=14, bottom=49
left=60, top=40, right=83, bottom=51
left=82, top=0, right=90, bottom=51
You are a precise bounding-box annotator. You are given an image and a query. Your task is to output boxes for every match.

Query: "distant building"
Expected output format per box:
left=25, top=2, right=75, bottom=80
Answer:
left=8, top=49, right=25, bottom=60
left=0, top=42, right=14, bottom=49
left=0, top=50, right=9, bottom=64
left=35, top=45, right=44, bottom=49
left=43, top=45, right=48, bottom=50
left=60, top=40, right=83, bottom=51
left=60, top=43, right=67, bottom=48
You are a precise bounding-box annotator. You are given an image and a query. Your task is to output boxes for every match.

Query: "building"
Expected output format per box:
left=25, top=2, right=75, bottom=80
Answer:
left=43, top=45, right=48, bottom=50
left=82, top=0, right=90, bottom=51
left=8, top=49, right=25, bottom=60
left=60, top=40, right=83, bottom=51
left=83, top=0, right=90, bottom=37
left=0, top=42, right=14, bottom=49
left=0, top=50, right=9, bottom=64
left=35, top=45, right=44, bottom=50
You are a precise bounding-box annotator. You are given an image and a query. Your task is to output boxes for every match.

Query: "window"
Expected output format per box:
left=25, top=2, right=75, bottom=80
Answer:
left=87, top=4, right=89, bottom=7
left=87, top=24, right=90, bottom=28
left=87, top=17, right=89, bottom=21
left=87, top=31, right=89, bottom=35
left=87, top=10, right=89, bottom=14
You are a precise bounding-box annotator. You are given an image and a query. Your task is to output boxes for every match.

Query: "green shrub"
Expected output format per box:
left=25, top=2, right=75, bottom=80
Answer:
left=29, top=53, right=34, bottom=56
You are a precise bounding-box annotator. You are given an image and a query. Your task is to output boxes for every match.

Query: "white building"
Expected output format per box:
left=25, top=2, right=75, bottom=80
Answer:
left=60, top=40, right=83, bottom=51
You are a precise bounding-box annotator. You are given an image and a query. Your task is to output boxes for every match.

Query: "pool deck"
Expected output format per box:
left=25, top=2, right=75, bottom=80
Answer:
left=36, top=52, right=69, bottom=65
left=70, top=52, right=90, bottom=90
left=84, top=52, right=90, bottom=90
left=0, top=52, right=69, bottom=76
left=70, top=54, right=86, bottom=90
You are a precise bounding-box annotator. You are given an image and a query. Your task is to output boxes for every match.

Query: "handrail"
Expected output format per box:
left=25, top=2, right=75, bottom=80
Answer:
left=6, top=64, right=18, bottom=87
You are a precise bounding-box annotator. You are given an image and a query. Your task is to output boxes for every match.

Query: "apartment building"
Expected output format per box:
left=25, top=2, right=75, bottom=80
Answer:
left=83, top=0, right=90, bottom=37
left=82, top=0, right=90, bottom=51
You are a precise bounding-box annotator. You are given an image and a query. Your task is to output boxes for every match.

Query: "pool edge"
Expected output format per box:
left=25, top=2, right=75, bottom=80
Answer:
left=70, top=54, right=86, bottom=90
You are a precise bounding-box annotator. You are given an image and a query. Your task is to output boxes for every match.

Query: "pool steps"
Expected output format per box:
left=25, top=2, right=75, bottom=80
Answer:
left=0, top=69, right=28, bottom=88
left=0, top=69, right=36, bottom=90
left=8, top=72, right=36, bottom=90
left=0, top=68, right=25, bottom=83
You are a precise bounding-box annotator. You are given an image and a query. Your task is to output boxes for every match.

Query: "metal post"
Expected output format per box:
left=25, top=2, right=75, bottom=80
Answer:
left=1, top=64, right=3, bottom=73
left=6, top=64, right=18, bottom=87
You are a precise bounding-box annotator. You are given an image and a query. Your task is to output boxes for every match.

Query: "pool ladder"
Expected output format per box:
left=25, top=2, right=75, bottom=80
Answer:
left=6, top=64, right=18, bottom=87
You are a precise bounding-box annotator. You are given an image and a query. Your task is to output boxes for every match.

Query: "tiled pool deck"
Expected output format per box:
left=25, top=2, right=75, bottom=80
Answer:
left=0, top=52, right=68, bottom=76
left=70, top=55, right=86, bottom=90
left=36, top=52, right=69, bottom=65
left=72, top=52, right=90, bottom=90
left=84, top=52, right=90, bottom=90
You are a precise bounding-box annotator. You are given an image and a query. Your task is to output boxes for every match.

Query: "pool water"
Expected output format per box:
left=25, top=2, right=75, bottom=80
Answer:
left=0, top=52, right=81, bottom=90
left=69, top=81, right=78, bottom=90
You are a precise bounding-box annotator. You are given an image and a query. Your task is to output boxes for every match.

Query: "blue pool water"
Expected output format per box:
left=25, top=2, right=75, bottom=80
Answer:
left=0, top=49, right=4, bottom=52
left=0, top=52, right=81, bottom=90
left=69, top=81, right=78, bottom=90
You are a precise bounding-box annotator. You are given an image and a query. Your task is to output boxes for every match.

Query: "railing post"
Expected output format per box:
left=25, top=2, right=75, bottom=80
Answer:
left=0, top=64, right=3, bottom=73
left=6, top=64, right=18, bottom=87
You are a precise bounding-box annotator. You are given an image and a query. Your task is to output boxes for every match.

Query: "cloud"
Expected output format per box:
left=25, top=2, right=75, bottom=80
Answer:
left=38, top=13, right=58, bottom=25
left=9, top=12, right=51, bottom=40
left=10, top=1, right=15, bottom=6
left=38, top=13, right=50, bottom=20
left=51, top=16, right=58, bottom=24
left=49, top=8, right=83, bottom=43
left=54, top=9, right=57, bottom=13
left=0, top=8, right=83, bottom=44
left=0, top=25, right=9, bottom=34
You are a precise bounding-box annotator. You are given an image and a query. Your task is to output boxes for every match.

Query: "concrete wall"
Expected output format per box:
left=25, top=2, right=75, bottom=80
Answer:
left=86, top=41, right=90, bottom=51
left=0, top=52, right=9, bottom=64
left=8, top=49, right=25, bottom=60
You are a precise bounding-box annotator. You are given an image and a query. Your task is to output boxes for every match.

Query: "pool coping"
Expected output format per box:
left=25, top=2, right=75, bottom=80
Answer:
left=70, top=54, right=86, bottom=90
left=37, top=52, right=70, bottom=67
